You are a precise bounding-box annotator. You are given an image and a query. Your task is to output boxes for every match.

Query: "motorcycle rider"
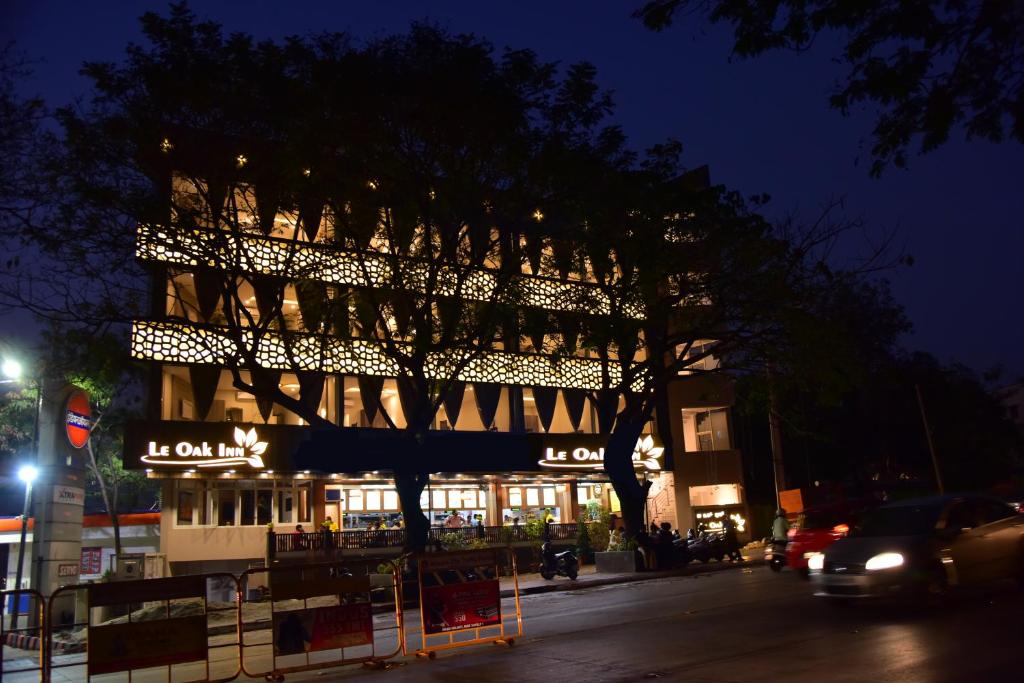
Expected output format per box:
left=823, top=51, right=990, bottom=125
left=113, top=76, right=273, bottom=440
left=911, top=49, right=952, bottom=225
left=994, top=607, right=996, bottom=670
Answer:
left=772, top=509, right=789, bottom=542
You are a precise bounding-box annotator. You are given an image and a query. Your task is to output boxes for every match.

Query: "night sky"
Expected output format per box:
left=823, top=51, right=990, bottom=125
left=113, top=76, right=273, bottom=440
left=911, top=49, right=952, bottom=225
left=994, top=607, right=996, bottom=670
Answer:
left=3, top=1, right=1022, bottom=378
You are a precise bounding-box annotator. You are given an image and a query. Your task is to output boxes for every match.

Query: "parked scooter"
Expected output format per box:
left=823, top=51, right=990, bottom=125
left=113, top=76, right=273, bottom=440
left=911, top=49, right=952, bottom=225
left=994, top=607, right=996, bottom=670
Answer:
left=765, top=539, right=788, bottom=572
left=539, top=541, right=579, bottom=580
left=686, top=530, right=726, bottom=563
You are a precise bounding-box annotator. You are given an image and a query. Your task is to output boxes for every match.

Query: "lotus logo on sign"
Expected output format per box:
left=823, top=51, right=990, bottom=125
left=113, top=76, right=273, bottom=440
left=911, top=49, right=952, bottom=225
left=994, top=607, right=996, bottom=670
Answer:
left=539, top=435, right=664, bottom=472
left=141, top=426, right=268, bottom=469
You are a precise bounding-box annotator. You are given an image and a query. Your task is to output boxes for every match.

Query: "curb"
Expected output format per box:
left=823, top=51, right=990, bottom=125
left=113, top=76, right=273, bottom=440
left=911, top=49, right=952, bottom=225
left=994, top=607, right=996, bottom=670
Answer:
left=4, top=631, right=82, bottom=654
left=4, top=632, right=41, bottom=652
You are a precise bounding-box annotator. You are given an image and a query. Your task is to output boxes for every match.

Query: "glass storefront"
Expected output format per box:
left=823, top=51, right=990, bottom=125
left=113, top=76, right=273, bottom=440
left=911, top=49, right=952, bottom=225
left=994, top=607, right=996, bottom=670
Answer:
left=173, top=479, right=312, bottom=528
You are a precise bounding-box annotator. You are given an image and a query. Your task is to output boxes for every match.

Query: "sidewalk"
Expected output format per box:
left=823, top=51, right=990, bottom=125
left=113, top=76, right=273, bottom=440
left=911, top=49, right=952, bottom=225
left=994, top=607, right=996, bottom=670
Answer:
left=499, top=555, right=764, bottom=598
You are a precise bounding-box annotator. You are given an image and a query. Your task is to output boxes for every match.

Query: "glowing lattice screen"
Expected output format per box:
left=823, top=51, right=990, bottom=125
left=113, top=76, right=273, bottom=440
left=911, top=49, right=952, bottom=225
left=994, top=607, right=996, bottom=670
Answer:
left=131, top=320, right=624, bottom=390
left=136, top=224, right=642, bottom=317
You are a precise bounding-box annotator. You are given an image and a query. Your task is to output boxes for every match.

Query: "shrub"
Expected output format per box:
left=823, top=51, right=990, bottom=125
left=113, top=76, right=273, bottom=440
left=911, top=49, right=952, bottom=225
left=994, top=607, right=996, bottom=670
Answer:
left=439, top=532, right=467, bottom=550
left=524, top=519, right=546, bottom=540
left=576, top=521, right=594, bottom=563
left=587, top=520, right=610, bottom=552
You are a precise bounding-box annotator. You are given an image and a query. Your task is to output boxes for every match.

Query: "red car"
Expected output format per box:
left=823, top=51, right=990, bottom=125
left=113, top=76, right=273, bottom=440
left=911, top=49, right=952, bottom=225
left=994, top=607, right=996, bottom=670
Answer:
left=786, top=501, right=875, bottom=577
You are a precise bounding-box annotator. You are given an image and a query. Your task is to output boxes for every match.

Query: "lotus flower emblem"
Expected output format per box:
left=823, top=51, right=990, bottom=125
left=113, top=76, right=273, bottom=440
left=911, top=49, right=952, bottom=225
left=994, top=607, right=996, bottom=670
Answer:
left=233, top=426, right=268, bottom=468
left=632, top=434, right=664, bottom=471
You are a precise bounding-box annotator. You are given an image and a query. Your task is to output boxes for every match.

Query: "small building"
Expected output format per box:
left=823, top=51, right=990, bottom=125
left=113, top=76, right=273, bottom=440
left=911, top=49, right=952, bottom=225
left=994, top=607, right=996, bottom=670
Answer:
left=0, top=512, right=160, bottom=589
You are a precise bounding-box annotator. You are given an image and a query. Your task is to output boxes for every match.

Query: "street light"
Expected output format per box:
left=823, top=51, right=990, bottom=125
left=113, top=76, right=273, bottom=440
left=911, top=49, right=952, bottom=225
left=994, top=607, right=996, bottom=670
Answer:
left=2, top=357, right=23, bottom=381
left=12, top=464, right=38, bottom=629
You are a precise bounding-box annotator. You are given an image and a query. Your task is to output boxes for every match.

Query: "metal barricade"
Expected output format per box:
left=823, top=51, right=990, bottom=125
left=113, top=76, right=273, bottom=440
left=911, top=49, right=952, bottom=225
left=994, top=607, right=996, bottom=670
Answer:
left=1, top=588, right=46, bottom=682
left=45, top=573, right=242, bottom=682
left=406, top=548, right=522, bottom=658
left=239, top=558, right=404, bottom=679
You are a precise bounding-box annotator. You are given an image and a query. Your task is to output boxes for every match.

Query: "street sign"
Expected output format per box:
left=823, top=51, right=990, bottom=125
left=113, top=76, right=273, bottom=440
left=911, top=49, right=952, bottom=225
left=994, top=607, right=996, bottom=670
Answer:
left=64, top=389, right=92, bottom=448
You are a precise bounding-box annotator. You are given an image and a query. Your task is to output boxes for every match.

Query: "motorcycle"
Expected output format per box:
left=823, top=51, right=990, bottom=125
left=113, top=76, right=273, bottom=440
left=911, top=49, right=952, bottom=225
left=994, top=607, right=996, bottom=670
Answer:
left=765, top=539, right=788, bottom=572
left=686, top=531, right=726, bottom=563
left=539, top=542, right=579, bottom=580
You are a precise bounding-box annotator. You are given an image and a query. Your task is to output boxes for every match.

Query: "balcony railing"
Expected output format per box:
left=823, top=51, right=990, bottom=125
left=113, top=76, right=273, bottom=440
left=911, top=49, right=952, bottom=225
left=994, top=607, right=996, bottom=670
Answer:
left=131, top=320, right=628, bottom=390
left=137, top=223, right=642, bottom=317
left=269, top=523, right=579, bottom=558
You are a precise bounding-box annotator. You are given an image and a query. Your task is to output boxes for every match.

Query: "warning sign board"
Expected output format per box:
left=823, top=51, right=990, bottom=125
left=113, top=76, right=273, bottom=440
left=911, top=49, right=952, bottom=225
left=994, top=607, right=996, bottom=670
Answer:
left=88, top=614, right=208, bottom=675
left=272, top=603, right=373, bottom=655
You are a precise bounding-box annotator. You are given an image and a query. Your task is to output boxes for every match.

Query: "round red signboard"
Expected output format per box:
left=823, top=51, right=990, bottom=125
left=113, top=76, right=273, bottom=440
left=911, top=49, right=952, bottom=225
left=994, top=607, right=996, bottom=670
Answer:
left=65, top=390, right=92, bottom=449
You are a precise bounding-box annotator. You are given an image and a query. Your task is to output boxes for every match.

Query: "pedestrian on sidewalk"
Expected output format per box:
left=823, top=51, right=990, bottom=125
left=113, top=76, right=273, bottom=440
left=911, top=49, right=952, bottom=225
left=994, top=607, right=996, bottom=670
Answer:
left=722, top=517, right=742, bottom=562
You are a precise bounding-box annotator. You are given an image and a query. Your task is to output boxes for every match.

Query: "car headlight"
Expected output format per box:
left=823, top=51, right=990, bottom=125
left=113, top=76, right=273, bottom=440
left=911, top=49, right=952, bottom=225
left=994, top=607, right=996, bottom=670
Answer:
left=807, top=553, right=824, bottom=571
left=865, top=552, right=904, bottom=571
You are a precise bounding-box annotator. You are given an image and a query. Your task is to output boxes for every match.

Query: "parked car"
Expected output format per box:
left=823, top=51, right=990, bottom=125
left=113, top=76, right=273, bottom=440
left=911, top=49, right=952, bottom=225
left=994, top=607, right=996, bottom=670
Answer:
left=786, top=501, right=875, bottom=578
left=809, top=494, right=1024, bottom=600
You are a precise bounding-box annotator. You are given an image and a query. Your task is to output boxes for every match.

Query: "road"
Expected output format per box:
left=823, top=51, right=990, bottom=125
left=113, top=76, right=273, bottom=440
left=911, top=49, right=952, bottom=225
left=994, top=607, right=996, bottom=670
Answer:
left=9, top=566, right=1022, bottom=681
left=287, top=566, right=1022, bottom=683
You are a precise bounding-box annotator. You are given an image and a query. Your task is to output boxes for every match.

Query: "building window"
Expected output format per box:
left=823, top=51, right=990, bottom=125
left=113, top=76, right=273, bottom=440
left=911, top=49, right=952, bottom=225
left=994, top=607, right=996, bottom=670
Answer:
left=694, top=409, right=730, bottom=451
left=217, top=489, right=236, bottom=526
left=689, top=484, right=742, bottom=506
left=175, top=480, right=307, bottom=527
left=177, top=488, right=194, bottom=525
left=278, top=489, right=294, bottom=524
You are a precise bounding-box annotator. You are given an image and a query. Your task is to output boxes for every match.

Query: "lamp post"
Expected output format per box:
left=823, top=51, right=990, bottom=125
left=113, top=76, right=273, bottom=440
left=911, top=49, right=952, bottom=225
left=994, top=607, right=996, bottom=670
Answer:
left=3, top=354, right=42, bottom=630
left=12, top=464, right=38, bottom=629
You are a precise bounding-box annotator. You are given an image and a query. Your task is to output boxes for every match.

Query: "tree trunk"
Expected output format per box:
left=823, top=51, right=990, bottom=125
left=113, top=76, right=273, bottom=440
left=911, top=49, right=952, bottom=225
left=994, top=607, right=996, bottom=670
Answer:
left=602, top=417, right=651, bottom=540
left=111, top=477, right=122, bottom=558
left=394, top=467, right=430, bottom=552
left=86, top=435, right=122, bottom=559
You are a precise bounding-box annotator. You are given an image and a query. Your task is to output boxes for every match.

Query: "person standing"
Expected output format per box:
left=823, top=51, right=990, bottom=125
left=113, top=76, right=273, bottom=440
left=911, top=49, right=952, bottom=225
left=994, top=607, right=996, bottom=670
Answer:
left=722, top=517, right=742, bottom=562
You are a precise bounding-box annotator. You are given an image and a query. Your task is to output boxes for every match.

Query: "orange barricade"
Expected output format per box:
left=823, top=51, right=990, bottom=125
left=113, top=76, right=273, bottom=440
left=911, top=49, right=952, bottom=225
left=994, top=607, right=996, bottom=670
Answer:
left=238, top=558, right=404, bottom=679
left=45, top=573, right=242, bottom=682
left=406, top=547, right=522, bottom=658
left=2, top=588, right=46, bottom=682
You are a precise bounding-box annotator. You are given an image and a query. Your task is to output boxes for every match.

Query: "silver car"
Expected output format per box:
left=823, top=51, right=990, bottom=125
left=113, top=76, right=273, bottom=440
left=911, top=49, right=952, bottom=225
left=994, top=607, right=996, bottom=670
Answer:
left=809, top=494, right=1024, bottom=600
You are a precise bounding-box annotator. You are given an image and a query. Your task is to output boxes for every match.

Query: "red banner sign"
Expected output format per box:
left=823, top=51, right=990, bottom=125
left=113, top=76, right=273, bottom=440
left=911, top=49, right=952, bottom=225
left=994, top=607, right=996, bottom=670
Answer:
left=273, top=603, right=373, bottom=655
left=422, top=580, right=501, bottom=634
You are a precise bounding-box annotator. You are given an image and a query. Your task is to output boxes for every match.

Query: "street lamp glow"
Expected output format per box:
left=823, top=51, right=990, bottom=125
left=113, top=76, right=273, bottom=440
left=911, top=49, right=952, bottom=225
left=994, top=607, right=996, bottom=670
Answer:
left=17, top=465, right=38, bottom=485
left=2, top=358, right=23, bottom=380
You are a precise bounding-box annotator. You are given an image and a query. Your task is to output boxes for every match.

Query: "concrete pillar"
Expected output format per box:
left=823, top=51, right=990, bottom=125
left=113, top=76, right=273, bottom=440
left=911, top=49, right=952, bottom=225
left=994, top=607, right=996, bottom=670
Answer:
left=31, top=382, right=88, bottom=626
left=567, top=480, right=580, bottom=522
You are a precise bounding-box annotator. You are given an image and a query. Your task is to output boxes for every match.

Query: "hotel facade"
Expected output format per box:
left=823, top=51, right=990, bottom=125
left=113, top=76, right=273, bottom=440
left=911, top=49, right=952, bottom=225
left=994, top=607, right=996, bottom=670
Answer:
left=124, top=149, right=749, bottom=575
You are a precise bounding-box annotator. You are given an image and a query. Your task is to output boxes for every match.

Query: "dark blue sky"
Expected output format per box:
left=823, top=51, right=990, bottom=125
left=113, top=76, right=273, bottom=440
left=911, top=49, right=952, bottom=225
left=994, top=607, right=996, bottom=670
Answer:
left=4, top=1, right=1022, bottom=378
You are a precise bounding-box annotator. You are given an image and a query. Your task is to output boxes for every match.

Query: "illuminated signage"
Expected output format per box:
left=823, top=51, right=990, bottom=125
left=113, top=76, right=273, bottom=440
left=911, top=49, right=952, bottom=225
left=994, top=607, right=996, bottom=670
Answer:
left=65, top=389, right=93, bottom=449
left=539, top=435, right=663, bottom=472
left=695, top=509, right=747, bottom=534
left=141, top=426, right=267, bottom=469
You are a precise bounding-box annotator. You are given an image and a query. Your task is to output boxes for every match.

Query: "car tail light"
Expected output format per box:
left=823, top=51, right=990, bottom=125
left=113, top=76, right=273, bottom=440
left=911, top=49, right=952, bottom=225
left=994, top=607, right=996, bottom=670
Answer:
left=832, top=523, right=850, bottom=536
left=787, top=528, right=797, bottom=539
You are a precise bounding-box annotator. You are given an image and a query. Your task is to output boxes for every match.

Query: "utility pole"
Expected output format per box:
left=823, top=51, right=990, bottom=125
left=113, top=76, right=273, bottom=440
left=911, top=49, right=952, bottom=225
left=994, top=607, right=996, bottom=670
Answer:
left=766, top=365, right=786, bottom=509
left=915, top=384, right=944, bottom=494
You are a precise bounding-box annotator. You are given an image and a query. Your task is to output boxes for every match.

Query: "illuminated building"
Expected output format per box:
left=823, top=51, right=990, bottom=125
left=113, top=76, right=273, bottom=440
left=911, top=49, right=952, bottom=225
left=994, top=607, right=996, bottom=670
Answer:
left=124, top=139, right=749, bottom=573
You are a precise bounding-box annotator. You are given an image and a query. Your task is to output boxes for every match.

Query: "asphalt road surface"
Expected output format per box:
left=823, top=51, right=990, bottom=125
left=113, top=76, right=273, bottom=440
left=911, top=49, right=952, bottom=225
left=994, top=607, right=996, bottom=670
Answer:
left=282, top=565, right=1023, bottom=683
left=10, top=565, right=1021, bottom=682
